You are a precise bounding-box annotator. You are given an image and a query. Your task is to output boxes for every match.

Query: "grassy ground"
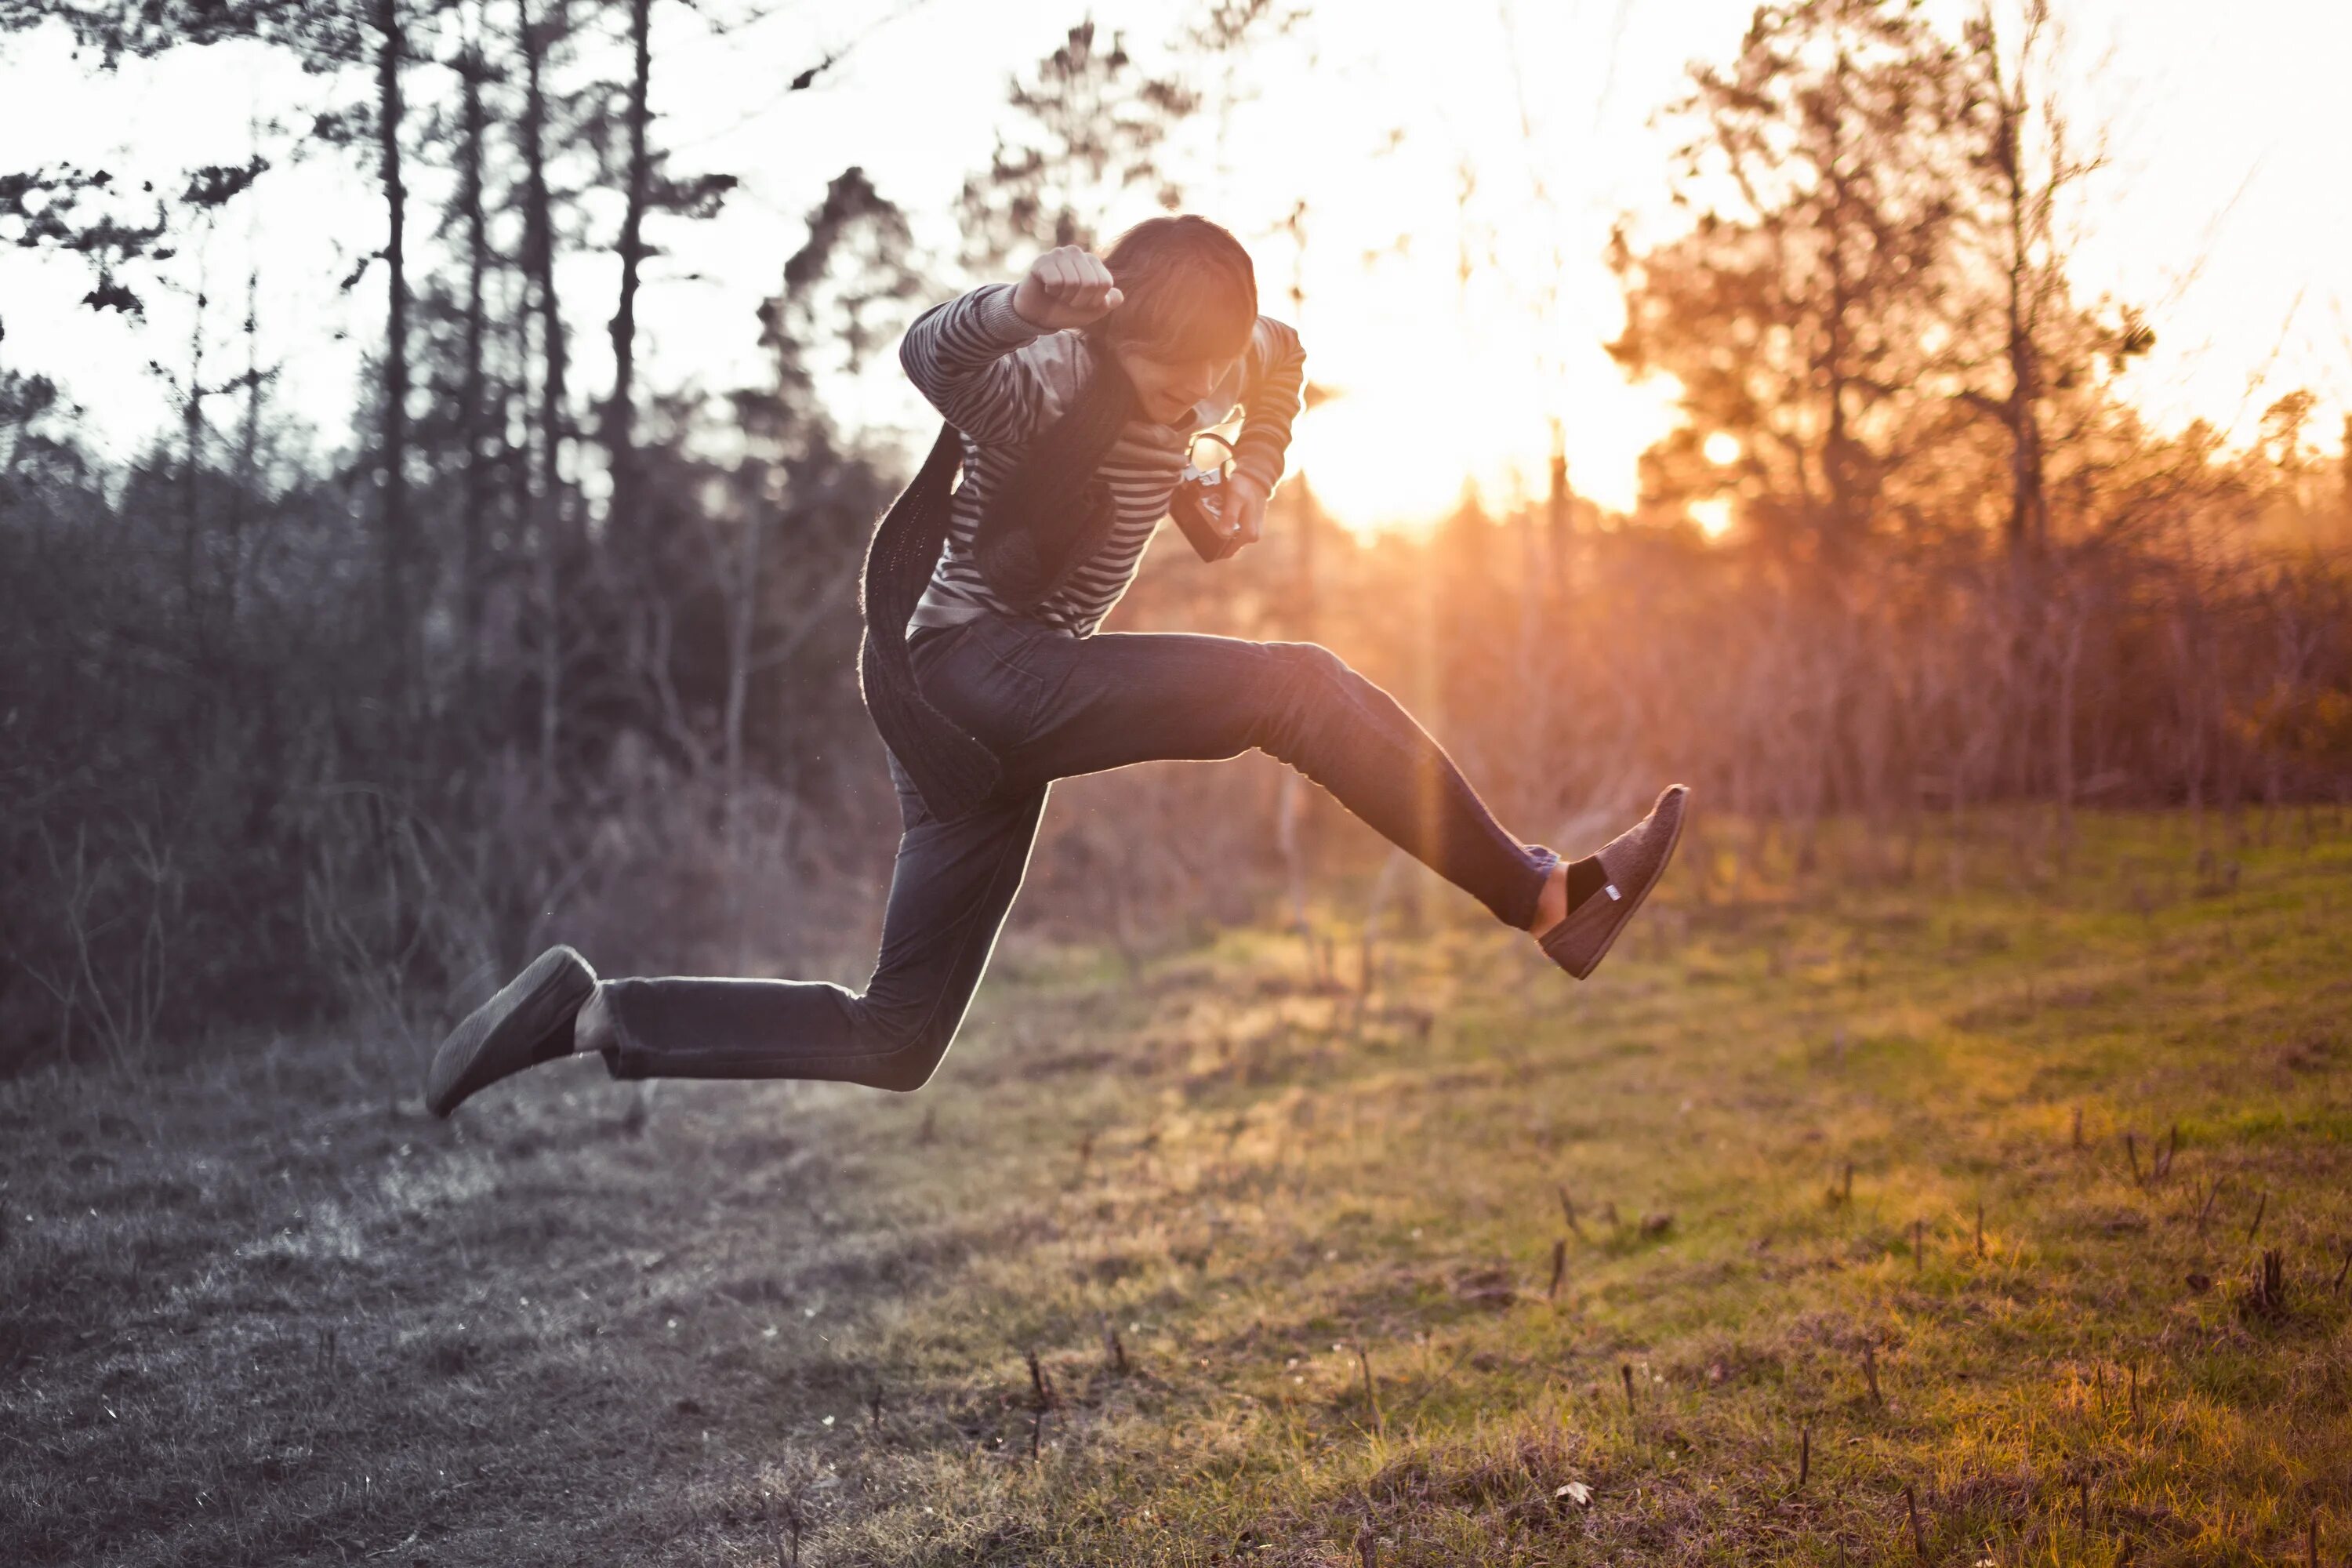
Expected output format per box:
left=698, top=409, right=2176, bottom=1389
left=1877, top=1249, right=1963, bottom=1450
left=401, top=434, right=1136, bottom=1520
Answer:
left=4, top=809, right=2349, bottom=1566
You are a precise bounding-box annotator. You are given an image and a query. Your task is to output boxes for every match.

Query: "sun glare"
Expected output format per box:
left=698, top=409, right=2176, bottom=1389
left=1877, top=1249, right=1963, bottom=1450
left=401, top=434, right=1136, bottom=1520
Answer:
left=1689, top=498, right=1733, bottom=536
left=1704, top=431, right=1742, bottom=465
left=1283, top=328, right=1682, bottom=536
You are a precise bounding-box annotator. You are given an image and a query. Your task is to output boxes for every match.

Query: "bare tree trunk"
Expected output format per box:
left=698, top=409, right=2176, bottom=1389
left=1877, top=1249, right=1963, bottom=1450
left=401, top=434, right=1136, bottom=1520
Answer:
left=1984, top=16, right=2049, bottom=575
left=376, top=0, right=412, bottom=692
left=1277, top=483, right=1319, bottom=977
left=720, top=490, right=765, bottom=965
left=228, top=95, right=267, bottom=641
left=1512, top=502, right=1543, bottom=812
left=1817, top=49, right=1862, bottom=572
left=180, top=227, right=209, bottom=653
left=518, top=0, right=568, bottom=795
left=2052, top=600, right=2082, bottom=865
left=603, top=0, right=652, bottom=539
left=1545, top=417, right=1572, bottom=597
left=1276, top=205, right=1319, bottom=978
left=455, top=22, right=493, bottom=691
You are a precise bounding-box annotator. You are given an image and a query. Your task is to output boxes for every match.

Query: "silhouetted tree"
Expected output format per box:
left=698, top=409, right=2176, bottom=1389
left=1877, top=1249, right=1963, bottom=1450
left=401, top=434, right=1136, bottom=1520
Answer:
left=1610, top=0, right=1979, bottom=575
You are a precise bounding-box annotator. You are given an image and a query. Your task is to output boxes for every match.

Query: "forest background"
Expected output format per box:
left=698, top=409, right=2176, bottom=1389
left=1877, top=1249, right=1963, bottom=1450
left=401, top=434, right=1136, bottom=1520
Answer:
left=3, top=0, right=2349, bottom=1071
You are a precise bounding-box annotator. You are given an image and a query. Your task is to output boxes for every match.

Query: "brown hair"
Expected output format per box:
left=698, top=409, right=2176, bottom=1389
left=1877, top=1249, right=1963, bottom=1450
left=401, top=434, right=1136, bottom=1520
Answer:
left=1091, top=215, right=1258, bottom=363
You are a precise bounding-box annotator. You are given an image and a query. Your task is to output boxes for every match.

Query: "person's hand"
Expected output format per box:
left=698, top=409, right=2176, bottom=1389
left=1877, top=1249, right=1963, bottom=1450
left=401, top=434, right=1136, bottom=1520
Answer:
left=1011, top=245, right=1124, bottom=331
left=1219, top=470, right=1269, bottom=550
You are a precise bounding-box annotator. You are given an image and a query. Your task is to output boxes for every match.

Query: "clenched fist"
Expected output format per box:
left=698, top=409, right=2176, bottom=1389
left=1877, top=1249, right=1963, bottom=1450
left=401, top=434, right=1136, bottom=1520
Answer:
left=1011, top=245, right=1124, bottom=331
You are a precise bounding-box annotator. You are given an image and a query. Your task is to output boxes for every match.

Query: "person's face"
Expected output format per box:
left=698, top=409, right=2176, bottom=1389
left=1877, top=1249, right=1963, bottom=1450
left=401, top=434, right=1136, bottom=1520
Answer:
left=1115, top=339, right=1239, bottom=426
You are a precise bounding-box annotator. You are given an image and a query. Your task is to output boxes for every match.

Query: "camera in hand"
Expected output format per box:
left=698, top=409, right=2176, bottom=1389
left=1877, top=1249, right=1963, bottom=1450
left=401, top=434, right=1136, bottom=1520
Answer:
left=1170, top=433, right=1245, bottom=562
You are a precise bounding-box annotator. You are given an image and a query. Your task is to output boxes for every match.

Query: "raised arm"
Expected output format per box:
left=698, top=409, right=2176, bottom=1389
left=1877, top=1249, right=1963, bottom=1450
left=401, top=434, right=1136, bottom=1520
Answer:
left=898, top=249, right=1124, bottom=445
left=897, top=283, right=1052, bottom=445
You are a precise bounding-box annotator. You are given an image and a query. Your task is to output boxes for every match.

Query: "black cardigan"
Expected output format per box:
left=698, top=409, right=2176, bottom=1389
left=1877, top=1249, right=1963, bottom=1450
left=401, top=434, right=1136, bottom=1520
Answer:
left=857, top=409, right=1125, bottom=822
left=857, top=423, right=998, bottom=822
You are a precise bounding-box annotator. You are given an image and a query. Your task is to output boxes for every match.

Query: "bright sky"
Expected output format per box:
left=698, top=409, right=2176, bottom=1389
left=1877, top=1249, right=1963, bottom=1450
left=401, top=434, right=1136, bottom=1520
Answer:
left=2, top=0, right=2347, bottom=534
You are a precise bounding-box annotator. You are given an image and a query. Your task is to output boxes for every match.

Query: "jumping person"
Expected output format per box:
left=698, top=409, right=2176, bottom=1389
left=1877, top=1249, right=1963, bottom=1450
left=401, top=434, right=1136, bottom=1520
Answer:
left=425, top=215, right=1686, bottom=1118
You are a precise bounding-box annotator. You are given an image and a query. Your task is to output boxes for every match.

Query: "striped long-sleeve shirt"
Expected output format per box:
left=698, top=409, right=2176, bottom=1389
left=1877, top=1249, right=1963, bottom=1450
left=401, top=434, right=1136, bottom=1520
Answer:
left=898, top=281, right=1307, bottom=637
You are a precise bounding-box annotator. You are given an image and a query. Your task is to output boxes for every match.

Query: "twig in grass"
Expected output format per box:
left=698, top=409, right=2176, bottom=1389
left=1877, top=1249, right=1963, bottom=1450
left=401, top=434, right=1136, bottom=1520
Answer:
left=1024, top=1345, right=1058, bottom=1461
left=2244, top=1248, right=2288, bottom=1318
left=1105, top=1321, right=1129, bottom=1375
left=1798, top=1425, right=1810, bottom=1490
left=2194, top=1178, right=2223, bottom=1236
left=1357, top=1345, right=1382, bottom=1435
left=1911, top=1219, right=1924, bottom=1271
left=2128, top=1363, right=2140, bottom=1427
left=1073, top=1132, right=1093, bottom=1185
left=1904, top=1483, right=1927, bottom=1560
left=1557, top=1185, right=1584, bottom=1238
left=917, top=1107, right=936, bottom=1145
left=1975, top=1200, right=1985, bottom=1259
left=1356, top=1512, right=1377, bottom=1568
left=2245, top=1190, right=2267, bottom=1243
left=1621, top=1363, right=1636, bottom=1410
left=2072, top=1107, right=2084, bottom=1150
left=1547, top=1239, right=1567, bottom=1304
left=2079, top=1473, right=2092, bottom=1533
left=2125, top=1131, right=2143, bottom=1186
left=2332, top=1247, right=2351, bottom=1294
left=1860, top=1338, right=1882, bottom=1405
left=764, top=1490, right=804, bottom=1568
left=2308, top=1516, right=2319, bottom=1568
left=2156, top=1124, right=2178, bottom=1181
left=869, top=1381, right=884, bottom=1430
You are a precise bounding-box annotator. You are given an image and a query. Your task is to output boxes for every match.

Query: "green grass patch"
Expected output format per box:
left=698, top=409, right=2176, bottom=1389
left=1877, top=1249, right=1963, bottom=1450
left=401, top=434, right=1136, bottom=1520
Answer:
left=3, top=810, right=2349, bottom=1565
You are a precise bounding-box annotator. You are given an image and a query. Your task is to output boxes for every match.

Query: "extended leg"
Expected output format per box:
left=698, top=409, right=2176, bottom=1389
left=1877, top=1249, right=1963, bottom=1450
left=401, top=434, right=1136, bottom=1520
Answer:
left=593, top=766, right=1048, bottom=1091
left=993, top=628, right=1557, bottom=931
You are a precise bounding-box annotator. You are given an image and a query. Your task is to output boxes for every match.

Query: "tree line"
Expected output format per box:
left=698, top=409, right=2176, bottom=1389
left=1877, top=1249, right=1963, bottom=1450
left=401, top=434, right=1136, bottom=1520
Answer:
left=0, top=0, right=1295, bottom=1065
left=2, top=0, right=2344, bottom=1070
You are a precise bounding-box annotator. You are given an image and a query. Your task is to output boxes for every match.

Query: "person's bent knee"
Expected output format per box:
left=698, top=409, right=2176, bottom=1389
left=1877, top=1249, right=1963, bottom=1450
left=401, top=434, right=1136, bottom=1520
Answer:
left=861, top=1040, right=948, bottom=1094
left=1251, top=640, right=1354, bottom=757
left=849, top=1003, right=957, bottom=1093
left=1267, top=639, right=1352, bottom=691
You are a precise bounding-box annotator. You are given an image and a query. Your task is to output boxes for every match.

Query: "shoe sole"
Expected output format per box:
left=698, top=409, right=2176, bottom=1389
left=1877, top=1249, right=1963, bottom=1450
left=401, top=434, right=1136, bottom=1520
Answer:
left=1558, top=785, right=1689, bottom=981
left=426, top=946, right=596, bottom=1118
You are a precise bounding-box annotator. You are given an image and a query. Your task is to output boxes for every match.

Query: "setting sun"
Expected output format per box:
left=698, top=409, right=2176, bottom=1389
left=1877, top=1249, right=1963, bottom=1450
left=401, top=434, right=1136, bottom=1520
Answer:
left=1688, top=498, right=1733, bottom=536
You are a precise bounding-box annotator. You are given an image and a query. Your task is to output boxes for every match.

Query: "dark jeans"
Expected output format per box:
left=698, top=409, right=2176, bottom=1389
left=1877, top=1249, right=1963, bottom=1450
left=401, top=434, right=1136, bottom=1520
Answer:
left=599, top=612, right=1555, bottom=1091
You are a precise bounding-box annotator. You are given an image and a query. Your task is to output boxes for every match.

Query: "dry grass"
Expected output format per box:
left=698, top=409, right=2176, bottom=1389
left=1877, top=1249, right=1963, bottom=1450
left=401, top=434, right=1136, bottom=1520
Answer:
left=3, top=809, right=2348, bottom=1566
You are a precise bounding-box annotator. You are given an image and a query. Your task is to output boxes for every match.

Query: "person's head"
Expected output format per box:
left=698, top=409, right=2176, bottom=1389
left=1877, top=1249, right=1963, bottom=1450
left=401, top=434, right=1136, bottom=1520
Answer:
left=1093, top=215, right=1258, bottom=423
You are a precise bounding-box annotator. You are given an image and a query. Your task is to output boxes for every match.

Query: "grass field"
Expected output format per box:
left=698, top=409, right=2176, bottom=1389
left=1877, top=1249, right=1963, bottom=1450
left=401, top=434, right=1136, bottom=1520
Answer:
left=4, top=809, right=2350, bottom=1566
